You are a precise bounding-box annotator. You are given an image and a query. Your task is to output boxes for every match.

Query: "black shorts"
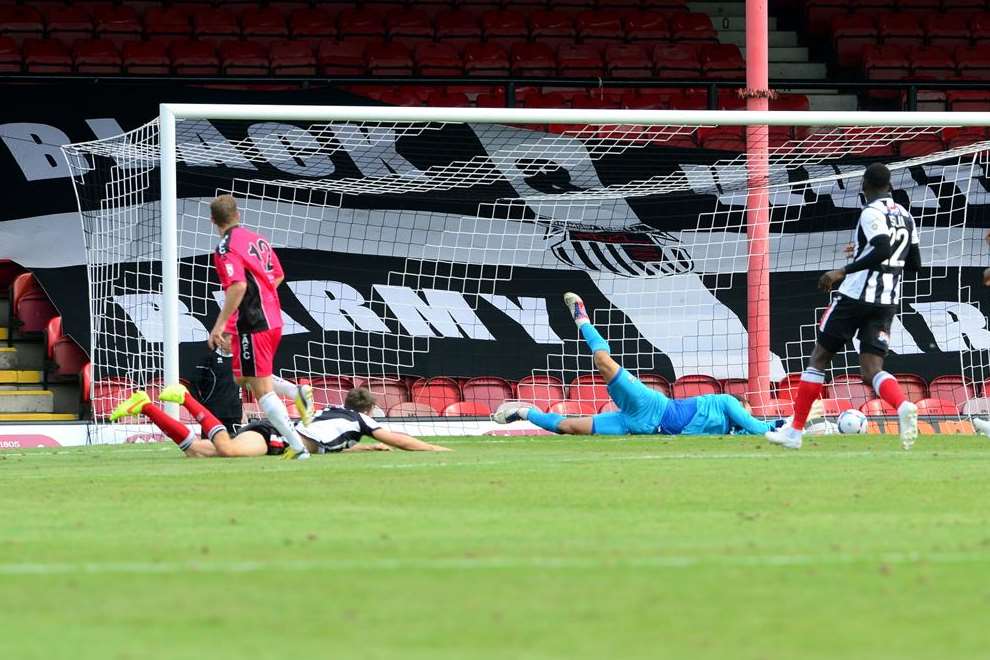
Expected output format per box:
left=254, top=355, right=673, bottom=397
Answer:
left=233, top=419, right=286, bottom=456
left=817, top=295, right=896, bottom=357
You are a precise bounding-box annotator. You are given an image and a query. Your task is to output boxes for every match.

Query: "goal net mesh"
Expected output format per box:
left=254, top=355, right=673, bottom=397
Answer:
left=62, top=115, right=990, bottom=438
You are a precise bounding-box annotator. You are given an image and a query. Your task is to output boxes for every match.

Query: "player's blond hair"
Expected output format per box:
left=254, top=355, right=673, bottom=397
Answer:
left=344, top=388, right=376, bottom=414
left=210, top=194, right=239, bottom=227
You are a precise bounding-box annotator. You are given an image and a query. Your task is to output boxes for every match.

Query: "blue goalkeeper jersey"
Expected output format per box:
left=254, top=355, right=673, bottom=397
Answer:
left=662, top=394, right=776, bottom=436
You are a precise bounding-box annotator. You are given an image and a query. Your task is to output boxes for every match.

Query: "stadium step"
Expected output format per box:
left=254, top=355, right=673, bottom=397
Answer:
left=0, top=370, right=42, bottom=385
left=806, top=94, right=860, bottom=111
left=741, top=47, right=811, bottom=63
left=0, top=389, right=54, bottom=413
left=0, top=412, right=77, bottom=421
left=719, top=30, right=799, bottom=48
left=0, top=327, right=7, bottom=341
left=768, top=62, right=828, bottom=79
left=0, top=347, right=16, bottom=370
left=708, top=15, right=778, bottom=31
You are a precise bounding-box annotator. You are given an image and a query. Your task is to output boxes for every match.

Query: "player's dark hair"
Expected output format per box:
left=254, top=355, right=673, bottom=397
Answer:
left=862, top=163, right=892, bottom=194
left=344, top=388, right=376, bottom=414
left=210, top=194, right=239, bottom=227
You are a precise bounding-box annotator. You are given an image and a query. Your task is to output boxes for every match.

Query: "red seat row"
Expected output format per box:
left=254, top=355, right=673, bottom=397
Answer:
left=807, top=0, right=990, bottom=37
left=0, top=37, right=740, bottom=78
left=832, top=11, right=990, bottom=67
left=0, top=5, right=715, bottom=47
left=777, top=372, right=977, bottom=410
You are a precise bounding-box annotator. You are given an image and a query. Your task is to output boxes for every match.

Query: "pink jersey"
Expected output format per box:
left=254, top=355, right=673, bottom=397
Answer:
left=213, top=225, right=284, bottom=334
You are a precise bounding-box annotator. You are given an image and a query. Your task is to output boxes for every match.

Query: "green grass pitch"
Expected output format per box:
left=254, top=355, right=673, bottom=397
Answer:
left=3, top=434, right=990, bottom=660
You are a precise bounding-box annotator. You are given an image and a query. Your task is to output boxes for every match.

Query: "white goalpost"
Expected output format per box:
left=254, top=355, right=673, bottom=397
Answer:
left=63, top=105, right=990, bottom=439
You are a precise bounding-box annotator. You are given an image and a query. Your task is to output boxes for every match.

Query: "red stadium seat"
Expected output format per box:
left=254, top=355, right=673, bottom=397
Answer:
left=805, top=0, right=850, bottom=38
left=653, top=43, right=702, bottom=78
left=241, top=6, right=288, bottom=45
left=411, top=376, right=462, bottom=413
left=972, top=12, right=990, bottom=46
left=482, top=9, right=527, bottom=42
left=442, top=401, right=491, bottom=417
left=576, top=10, right=624, bottom=41
left=549, top=400, right=599, bottom=416
left=510, top=42, right=555, bottom=76
left=892, top=374, right=927, bottom=402
left=414, top=42, right=461, bottom=75
left=219, top=41, right=269, bottom=75
left=337, top=6, right=386, bottom=40
left=945, top=126, right=989, bottom=149
left=123, top=40, right=170, bottom=75
left=669, top=12, right=717, bottom=43
left=308, top=376, right=354, bottom=410
left=898, top=132, right=946, bottom=157
left=861, top=398, right=896, bottom=415
left=170, top=40, right=219, bottom=75
left=923, top=13, right=972, bottom=50
left=464, top=42, right=509, bottom=76
left=833, top=14, right=878, bottom=67
left=820, top=399, right=854, bottom=416
left=72, top=38, right=120, bottom=74
left=91, top=5, right=140, bottom=45
left=144, top=6, right=192, bottom=41
left=0, top=5, right=43, bottom=43
left=319, top=39, right=368, bottom=75
left=364, top=378, right=411, bottom=411
left=190, top=6, right=240, bottom=42
left=771, top=93, right=811, bottom=112
left=270, top=41, right=316, bottom=76
left=829, top=375, right=874, bottom=409
left=380, top=86, right=425, bottom=106
left=761, top=398, right=795, bottom=417
left=699, top=126, right=746, bottom=151
left=81, top=361, right=92, bottom=404
left=878, top=12, right=924, bottom=48
left=915, top=398, right=959, bottom=415
left=387, top=8, right=434, bottom=42
left=672, top=374, right=721, bottom=398
left=557, top=43, right=603, bottom=77
left=946, top=89, right=990, bottom=112
left=92, top=377, right=135, bottom=422
left=366, top=41, right=414, bottom=76
left=720, top=379, right=749, bottom=399
left=605, top=43, right=650, bottom=78
left=45, top=6, right=92, bottom=44
left=639, top=373, right=672, bottom=396
left=624, top=10, right=670, bottom=41
left=434, top=9, right=481, bottom=45
left=388, top=401, right=439, bottom=417
left=955, top=45, right=990, bottom=77
left=927, top=375, right=975, bottom=409
left=776, top=373, right=804, bottom=400
left=864, top=44, right=910, bottom=81
left=911, top=46, right=956, bottom=78
left=46, top=316, right=86, bottom=379
left=462, top=377, right=514, bottom=411
left=702, top=44, right=745, bottom=79
left=529, top=10, right=575, bottom=45
left=899, top=0, right=942, bottom=11
left=567, top=374, right=610, bottom=407
left=289, top=7, right=336, bottom=42
left=23, top=39, right=71, bottom=73
left=516, top=375, right=565, bottom=411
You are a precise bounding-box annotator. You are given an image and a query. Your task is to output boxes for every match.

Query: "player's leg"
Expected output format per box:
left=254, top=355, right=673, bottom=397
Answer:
left=110, top=391, right=202, bottom=456
left=270, top=374, right=315, bottom=426
left=213, top=429, right=269, bottom=457
left=160, top=383, right=227, bottom=441
left=235, top=329, right=310, bottom=460
left=563, top=291, right=621, bottom=382
left=858, top=309, right=917, bottom=449
left=491, top=403, right=593, bottom=434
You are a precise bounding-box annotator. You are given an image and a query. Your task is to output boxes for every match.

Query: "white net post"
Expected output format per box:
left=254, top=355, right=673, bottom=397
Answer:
left=159, top=104, right=180, bottom=419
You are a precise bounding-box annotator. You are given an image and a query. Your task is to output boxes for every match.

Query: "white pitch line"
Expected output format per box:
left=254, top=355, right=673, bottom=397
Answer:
left=1, top=551, right=988, bottom=576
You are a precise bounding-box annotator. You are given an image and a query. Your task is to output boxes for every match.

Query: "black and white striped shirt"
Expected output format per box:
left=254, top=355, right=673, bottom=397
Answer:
left=837, top=197, right=918, bottom=306
left=295, top=407, right=381, bottom=453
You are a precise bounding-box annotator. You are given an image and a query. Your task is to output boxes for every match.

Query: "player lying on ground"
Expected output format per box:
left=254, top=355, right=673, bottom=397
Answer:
left=494, top=293, right=792, bottom=437
left=110, top=385, right=450, bottom=457
left=208, top=194, right=315, bottom=460
left=766, top=163, right=921, bottom=451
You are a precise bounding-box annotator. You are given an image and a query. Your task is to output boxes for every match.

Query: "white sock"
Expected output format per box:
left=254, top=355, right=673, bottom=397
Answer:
left=517, top=407, right=531, bottom=420
left=271, top=375, right=298, bottom=399
left=898, top=400, right=915, bottom=413
left=259, top=391, right=306, bottom=453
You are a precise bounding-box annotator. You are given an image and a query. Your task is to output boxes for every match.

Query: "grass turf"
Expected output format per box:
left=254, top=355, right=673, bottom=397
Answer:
left=2, top=434, right=990, bottom=660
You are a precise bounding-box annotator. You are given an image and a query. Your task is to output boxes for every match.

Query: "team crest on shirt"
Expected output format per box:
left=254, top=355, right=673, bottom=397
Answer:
left=225, top=263, right=234, bottom=277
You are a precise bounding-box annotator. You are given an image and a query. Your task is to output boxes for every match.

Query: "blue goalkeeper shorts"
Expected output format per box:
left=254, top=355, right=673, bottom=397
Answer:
left=591, top=368, right=669, bottom=435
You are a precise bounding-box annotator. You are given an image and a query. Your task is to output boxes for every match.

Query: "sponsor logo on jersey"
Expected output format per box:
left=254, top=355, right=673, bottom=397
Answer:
left=225, top=263, right=234, bottom=277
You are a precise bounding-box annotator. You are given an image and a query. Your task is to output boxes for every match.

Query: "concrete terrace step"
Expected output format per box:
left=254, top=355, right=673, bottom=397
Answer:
left=0, top=327, right=7, bottom=341
left=741, top=46, right=811, bottom=63
left=0, top=413, right=77, bottom=421
left=719, top=30, right=800, bottom=48
left=0, top=347, right=16, bottom=370
left=0, top=390, right=54, bottom=413
left=806, top=94, right=860, bottom=111
left=0, top=370, right=42, bottom=384
left=768, top=62, right=828, bottom=79
left=706, top=15, right=778, bottom=31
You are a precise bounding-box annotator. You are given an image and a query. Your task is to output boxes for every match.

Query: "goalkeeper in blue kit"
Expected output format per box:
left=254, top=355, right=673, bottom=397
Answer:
left=494, top=293, right=787, bottom=437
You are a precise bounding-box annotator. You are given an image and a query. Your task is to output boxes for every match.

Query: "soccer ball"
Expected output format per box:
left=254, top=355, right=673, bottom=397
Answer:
left=836, top=409, right=869, bottom=434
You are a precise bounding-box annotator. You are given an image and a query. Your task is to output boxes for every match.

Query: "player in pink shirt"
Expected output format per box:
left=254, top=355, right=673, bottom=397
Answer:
left=207, top=194, right=314, bottom=460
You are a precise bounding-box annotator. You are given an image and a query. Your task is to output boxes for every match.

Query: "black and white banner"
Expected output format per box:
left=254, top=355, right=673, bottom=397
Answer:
left=3, top=82, right=990, bottom=385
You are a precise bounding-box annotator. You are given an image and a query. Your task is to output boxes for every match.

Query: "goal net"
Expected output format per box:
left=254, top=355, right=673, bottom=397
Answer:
left=62, top=106, right=990, bottom=439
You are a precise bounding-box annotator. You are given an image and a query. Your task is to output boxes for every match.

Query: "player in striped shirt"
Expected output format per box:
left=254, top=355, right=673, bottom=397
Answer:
left=766, top=163, right=922, bottom=451
left=109, top=385, right=449, bottom=457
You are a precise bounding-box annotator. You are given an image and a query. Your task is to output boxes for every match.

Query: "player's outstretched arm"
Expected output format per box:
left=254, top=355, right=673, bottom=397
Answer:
left=723, top=397, right=775, bottom=435
left=371, top=428, right=451, bottom=451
